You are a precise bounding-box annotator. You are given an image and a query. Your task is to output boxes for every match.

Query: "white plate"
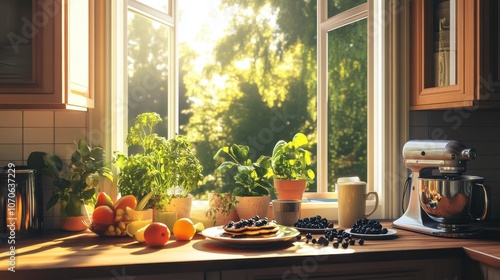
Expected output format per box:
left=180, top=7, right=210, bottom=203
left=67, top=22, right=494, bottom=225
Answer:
left=201, top=225, right=300, bottom=245
left=344, top=228, right=398, bottom=239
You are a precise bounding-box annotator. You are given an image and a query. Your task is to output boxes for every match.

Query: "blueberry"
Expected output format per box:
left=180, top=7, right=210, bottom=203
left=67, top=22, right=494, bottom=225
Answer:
left=358, top=239, right=365, bottom=245
left=333, top=241, right=339, bottom=248
left=296, top=235, right=301, bottom=241
left=349, top=239, right=355, bottom=245
left=312, top=238, right=317, bottom=244
left=342, top=241, right=349, bottom=249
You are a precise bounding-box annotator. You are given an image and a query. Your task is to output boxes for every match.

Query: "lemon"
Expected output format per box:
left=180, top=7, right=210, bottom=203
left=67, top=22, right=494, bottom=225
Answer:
left=126, top=220, right=152, bottom=237
left=134, top=225, right=149, bottom=243
left=194, top=222, right=205, bottom=233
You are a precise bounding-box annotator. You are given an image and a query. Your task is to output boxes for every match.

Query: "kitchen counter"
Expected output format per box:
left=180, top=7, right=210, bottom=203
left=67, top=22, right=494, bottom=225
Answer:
left=1, top=222, right=500, bottom=279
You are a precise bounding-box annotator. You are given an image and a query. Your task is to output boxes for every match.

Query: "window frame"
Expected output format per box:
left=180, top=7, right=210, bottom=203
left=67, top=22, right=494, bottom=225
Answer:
left=93, top=0, right=409, bottom=220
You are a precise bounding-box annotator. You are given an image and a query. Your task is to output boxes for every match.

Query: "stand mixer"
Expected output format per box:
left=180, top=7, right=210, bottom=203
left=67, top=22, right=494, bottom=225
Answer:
left=392, top=140, right=488, bottom=238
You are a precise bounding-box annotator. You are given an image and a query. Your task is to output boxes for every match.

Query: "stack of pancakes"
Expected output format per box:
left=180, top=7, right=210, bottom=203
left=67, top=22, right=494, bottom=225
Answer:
left=222, top=221, right=282, bottom=238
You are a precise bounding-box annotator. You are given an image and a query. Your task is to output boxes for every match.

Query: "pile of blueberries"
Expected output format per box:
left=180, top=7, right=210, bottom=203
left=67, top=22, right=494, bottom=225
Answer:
left=293, top=215, right=332, bottom=229
left=225, top=215, right=270, bottom=229
left=350, top=218, right=388, bottom=234
left=301, top=228, right=364, bottom=249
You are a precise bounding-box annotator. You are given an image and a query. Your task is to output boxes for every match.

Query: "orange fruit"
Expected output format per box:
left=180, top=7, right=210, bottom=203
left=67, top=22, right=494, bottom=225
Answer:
left=113, top=195, right=137, bottom=213
left=144, top=222, right=170, bottom=247
left=92, top=205, right=115, bottom=225
left=172, top=218, right=196, bottom=241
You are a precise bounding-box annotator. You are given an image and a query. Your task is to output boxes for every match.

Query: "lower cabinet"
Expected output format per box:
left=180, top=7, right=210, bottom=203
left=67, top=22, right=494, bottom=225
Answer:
left=220, top=258, right=463, bottom=280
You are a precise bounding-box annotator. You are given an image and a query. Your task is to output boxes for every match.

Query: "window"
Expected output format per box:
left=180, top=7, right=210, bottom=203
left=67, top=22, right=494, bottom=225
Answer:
left=101, top=0, right=407, bottom=219
left=127, top=1, right=174, bottom=154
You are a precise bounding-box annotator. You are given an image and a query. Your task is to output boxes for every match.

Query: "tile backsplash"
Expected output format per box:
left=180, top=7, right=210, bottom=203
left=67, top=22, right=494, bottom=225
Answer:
left=0, top=110, right=88, bottom=229
left=409, top=109, right=500, bottom=221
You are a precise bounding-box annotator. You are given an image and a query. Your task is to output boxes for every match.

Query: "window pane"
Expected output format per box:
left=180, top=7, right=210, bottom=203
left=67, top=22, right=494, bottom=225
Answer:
left=327, top=18, right=367, bottom=189
left=127, top=10, right=171, bottom=152
left=327, top=0, right=367, bottom=18
left=135, top=0, right=169, bottom=14
left=0, top=0, right=32, bottom=81
left=425, top=0, right=457, bottom=87
left=178, top=1, right=318, bottom=197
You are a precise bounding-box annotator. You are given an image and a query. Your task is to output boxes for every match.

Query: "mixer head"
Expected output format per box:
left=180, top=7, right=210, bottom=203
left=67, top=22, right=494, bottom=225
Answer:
left=403, top=140, right=476, bottom=177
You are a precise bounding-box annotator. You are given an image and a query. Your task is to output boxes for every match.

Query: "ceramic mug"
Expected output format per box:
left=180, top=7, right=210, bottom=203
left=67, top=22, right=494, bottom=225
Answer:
left=337, top=181, right=378, bottom=229
left=272, top=200, right=301, bottom=226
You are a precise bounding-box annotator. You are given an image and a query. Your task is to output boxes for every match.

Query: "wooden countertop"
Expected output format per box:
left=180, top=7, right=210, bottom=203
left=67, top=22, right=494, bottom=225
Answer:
left=1, top=222, right=500, bottom=279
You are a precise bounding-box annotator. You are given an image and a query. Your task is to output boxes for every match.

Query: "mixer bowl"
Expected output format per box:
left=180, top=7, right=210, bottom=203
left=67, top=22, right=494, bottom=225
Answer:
left=418, top=175, right=488, bottom=224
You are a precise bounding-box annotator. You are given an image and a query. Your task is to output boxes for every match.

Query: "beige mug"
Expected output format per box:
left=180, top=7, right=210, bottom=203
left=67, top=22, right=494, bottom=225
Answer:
left=337, top=181, right=378, bottom=229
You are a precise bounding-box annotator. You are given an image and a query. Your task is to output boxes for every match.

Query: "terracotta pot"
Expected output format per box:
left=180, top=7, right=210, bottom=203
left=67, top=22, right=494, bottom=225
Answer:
left=234, top=196, right=270, bottom=220
left=60, top=216, right=89, bottom=232
left=162, top=196, right=192, bottom=219
left=213, top=208, right=239, bottom=226
left=274, top=179, right=307, bottom=200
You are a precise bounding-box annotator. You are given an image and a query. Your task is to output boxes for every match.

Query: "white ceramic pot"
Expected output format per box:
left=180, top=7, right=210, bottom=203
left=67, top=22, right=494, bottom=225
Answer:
left=163, top=196, right=192, bottom=219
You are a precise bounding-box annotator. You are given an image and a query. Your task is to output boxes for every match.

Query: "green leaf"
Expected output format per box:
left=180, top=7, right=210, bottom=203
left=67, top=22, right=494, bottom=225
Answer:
left=46, top=194, right=60, bottom=211
left=292, top=133, right=308, bottom=148
left=27, top=151, right=48, bottom=171
left=77, top=139, right=91, bottom=157
left=44, top=153, right=64, bottom=177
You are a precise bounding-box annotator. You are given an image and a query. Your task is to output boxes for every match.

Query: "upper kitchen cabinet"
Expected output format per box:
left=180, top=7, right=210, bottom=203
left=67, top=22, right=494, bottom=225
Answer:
left=410, top=0, right=500, bottom=110
left=0, top=0, right=95, bottom=110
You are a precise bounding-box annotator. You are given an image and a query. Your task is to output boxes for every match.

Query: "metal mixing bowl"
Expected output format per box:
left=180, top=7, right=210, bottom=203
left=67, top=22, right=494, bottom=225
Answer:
left=418, top=175, right=488, bottom=224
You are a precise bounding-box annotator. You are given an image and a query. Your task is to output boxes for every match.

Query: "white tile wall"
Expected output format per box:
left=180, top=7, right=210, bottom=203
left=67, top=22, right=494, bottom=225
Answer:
left=0, top=110, right=88, bottom=230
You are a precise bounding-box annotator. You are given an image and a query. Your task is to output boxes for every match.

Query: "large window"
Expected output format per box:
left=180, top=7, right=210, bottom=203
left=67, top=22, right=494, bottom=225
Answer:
left=107, top=0, right=405, bottom=216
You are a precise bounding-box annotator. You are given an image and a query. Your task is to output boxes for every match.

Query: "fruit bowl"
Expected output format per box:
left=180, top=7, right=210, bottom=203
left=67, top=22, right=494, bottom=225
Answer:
left=86, top=208, right=153, bottom=237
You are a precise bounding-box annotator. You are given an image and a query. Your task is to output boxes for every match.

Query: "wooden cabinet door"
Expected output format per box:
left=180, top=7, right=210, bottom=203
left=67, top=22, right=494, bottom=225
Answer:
left=410, top=0, right=475, bottom=110
left=476, top=0, right=500, bottom=106
left=221, top=258, right=463, bottom=280
left=0, top=0, right=61, bottom=103
left=0, top=0, right=94, bottom=110
left=410, top=0, right=500, bottom=110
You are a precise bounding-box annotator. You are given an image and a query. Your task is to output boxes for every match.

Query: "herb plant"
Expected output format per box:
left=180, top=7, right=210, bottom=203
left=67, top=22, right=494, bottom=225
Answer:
left=114, top=112, right=203, bottom=208
left=205, top=192, right=238, bottom=220
left=213, top=144, right=273, bottom=196
left=28, top=140, right=113, bottom=217
left=271, top=132, right=315, bottom=184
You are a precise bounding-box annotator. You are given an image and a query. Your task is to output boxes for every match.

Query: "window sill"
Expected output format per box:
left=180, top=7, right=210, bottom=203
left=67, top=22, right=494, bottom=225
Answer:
left=191, top=192, right=379, bottom=223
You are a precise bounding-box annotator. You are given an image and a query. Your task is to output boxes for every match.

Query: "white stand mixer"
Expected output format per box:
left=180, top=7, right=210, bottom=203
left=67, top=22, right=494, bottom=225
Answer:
left=392, top=140, right=487, bottom=238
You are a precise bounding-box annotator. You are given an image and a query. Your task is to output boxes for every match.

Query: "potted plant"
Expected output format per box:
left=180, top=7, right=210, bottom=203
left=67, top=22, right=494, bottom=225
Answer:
left=213, top=144, right=273, bottom=219
left=271, top=132, right=315, bottom=200
left=28, top=140, right=113, bottom=231
left=205, top=192, right=239, bottom=226
left=114, top=112, right=203, bottom=221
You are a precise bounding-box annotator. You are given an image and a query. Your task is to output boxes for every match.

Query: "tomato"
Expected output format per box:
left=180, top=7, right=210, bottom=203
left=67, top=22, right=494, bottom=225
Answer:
left=144, top=222, right=170, bottom=247
left=95, top=192, right=113, bottom=208
left=113, top=195, right=137, bottom=212
left=92, top=205, right=115, bottom=225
